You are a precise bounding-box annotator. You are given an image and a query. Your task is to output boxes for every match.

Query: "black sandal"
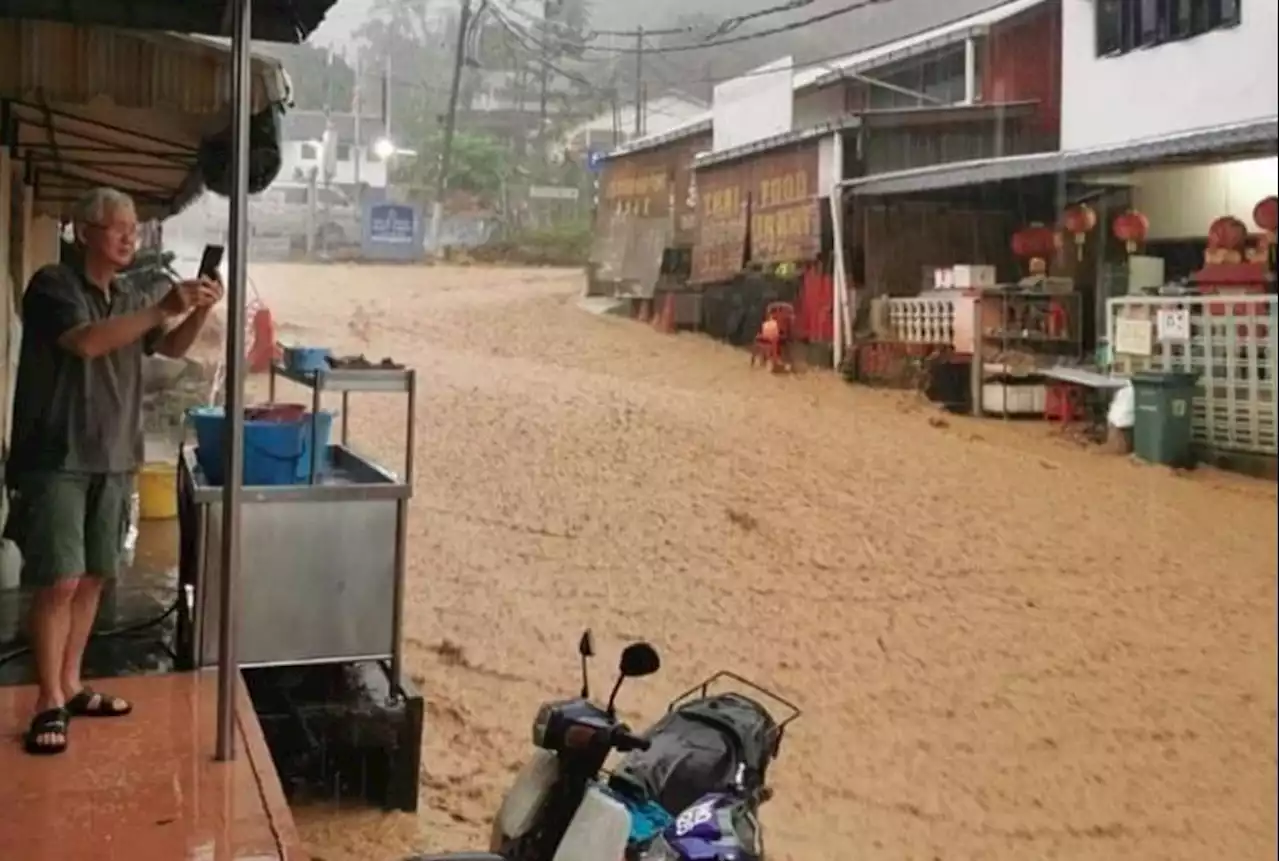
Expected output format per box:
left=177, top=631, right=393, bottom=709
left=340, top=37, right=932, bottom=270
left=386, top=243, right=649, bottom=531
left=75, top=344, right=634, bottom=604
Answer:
left=24, top=708, right=70, bottom=755
left=67, top=688, right=133, bottom=718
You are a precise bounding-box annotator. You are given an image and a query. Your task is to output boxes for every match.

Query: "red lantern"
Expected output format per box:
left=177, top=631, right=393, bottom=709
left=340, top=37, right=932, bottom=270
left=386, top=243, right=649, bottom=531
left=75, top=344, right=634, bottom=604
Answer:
left=1061, top=203, right=1097, bottom=260
left=1207, top=215, right=1248, bottom=252
left=1011, top=223, right=1057, bottom=275
left=1253, top=195, right=1278, bottom=240
left=1113, top=210, right=1149, bottom=254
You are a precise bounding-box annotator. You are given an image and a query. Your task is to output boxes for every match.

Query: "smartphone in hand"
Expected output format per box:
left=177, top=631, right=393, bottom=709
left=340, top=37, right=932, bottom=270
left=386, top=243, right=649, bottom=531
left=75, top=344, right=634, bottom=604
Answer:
left=198, top=244, right=225, bottom=281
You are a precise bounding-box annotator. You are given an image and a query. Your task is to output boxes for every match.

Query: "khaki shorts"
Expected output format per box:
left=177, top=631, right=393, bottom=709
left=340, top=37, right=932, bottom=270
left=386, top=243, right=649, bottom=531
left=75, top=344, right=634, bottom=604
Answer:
left=5, top=471, right=132, bottom=588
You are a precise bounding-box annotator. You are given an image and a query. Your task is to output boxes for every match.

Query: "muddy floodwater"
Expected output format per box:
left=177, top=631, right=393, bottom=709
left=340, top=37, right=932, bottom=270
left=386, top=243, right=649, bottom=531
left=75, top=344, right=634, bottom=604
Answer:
left=230, top=264, right=1276, bottom=861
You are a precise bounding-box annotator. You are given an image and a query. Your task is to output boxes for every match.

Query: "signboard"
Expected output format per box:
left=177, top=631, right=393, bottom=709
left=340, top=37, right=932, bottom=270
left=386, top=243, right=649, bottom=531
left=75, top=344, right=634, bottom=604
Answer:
left=601, top=163, right=670, bottom=218
left=1156, top=308, right=1191, bottom=341
left=362, top=201, right=424, bottom=261
left=690, top=164, right=748, bottom=284
left=530, top=185, right=580, bottom=202
left=1114, top=317, right=1153, bottom=357
left=748, top=145, right=821, bottom=265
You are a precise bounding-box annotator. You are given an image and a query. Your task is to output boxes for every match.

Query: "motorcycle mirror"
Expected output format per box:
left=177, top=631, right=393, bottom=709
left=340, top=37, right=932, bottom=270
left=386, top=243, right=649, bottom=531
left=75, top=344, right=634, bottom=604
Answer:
left=578, top=630, right=595, bottom=698
left=618, top=642, right=660, bottom=678
left=605, top=642, right=661, bottom=718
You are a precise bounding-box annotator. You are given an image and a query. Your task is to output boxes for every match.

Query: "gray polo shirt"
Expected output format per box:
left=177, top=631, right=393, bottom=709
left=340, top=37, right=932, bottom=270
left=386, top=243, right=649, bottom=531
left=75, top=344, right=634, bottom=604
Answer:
left=9, top=261, right=164, bottom=477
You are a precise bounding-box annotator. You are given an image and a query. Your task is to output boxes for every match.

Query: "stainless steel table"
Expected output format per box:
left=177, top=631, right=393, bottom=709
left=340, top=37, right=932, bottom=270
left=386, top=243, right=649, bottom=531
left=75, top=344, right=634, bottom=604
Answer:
left=178, top=362, right=416, bottom=679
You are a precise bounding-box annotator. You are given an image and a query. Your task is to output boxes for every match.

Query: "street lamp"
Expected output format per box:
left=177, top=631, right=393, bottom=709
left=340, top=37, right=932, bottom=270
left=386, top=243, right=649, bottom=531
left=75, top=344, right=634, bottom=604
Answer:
left=373, top=137, right=396, bottom=160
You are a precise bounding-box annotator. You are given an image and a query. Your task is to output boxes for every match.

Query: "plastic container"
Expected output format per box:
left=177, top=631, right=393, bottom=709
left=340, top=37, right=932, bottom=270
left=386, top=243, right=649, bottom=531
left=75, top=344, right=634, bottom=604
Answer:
left=1131, top=370, right=1198, bottom=467
left=189, top=406, right=334, bottom=486
left=246, top=402, right=307, bottom=423
left=282, top=345, right=332, bottom=373
left=137, top=462, right=178, bottom=520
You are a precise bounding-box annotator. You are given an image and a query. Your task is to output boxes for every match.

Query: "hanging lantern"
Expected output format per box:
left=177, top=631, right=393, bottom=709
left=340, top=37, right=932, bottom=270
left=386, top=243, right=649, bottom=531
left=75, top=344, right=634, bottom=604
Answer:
left=1011, top=223, right=1057, bottom=275
left=1253, top=195, right=1278, bottom=241
left=1061, top=203, right=1097, bottom=260
left=1112, top=210, right=1149, bottom=254
left=1207, top=215, right=1249, bottom=252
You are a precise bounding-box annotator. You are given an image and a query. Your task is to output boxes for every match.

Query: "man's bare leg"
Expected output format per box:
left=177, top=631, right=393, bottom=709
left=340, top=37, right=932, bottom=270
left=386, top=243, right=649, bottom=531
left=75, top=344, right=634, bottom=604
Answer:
left=59, top=575, right=104, bottom=702
left=29, top=580, right=78, bottom=748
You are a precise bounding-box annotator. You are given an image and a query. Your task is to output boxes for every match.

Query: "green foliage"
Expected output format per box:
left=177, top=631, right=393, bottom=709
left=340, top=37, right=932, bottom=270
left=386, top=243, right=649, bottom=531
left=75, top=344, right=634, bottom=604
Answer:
left=472, top=220, right=593, bottom=266
left=394, top=131, right=510, bottom=197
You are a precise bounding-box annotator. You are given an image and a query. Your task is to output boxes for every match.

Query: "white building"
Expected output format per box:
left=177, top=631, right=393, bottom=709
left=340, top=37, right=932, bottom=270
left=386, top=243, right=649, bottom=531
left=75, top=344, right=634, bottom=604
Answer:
left=277, top=110, right=390, bottom=191
left=1060, top=1, right=1277, bottom=242
left=1061, top=0, right=1273, bottom=151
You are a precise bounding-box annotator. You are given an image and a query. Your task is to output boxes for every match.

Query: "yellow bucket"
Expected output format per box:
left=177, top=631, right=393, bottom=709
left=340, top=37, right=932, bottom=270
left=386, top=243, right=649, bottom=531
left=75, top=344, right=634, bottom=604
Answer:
left=137, top=462, right=178, bottom=521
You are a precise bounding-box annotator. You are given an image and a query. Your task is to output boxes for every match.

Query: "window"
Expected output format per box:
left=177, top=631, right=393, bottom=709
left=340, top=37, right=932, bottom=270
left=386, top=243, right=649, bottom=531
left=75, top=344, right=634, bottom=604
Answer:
left=1096, top=0, right=1243, bottom=57
left=867, top=46, right=969, bottom=111
left=336, top=143, right=352, bottom=162
left=299, top=142, right=319, bottom=160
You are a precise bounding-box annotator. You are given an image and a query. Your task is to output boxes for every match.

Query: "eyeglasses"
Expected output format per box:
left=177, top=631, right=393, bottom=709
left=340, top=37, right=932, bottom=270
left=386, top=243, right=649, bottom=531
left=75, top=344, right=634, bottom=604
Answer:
left=88, top=221, right=138, bottom=240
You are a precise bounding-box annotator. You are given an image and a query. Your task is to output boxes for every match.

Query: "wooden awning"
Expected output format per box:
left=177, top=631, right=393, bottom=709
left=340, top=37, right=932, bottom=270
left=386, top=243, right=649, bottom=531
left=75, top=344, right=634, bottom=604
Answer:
left=0, top=0, right=335, bottom=43
left=0, top=21, right=291, bottom=219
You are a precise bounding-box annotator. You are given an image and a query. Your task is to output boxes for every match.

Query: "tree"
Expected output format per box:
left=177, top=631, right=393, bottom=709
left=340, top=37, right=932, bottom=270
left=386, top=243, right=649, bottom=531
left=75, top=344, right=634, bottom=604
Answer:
left=395, top=131, right=509, bottom=198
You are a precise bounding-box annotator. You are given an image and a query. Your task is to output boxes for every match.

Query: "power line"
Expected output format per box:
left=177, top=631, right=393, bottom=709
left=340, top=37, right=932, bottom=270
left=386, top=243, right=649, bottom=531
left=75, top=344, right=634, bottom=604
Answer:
left=574, top=0, right=897, bottom=54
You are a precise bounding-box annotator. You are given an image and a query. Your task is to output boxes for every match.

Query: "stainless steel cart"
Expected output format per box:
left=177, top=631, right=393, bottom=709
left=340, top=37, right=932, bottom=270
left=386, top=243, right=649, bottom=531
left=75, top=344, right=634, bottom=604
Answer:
left=177, top=363, right=416, bottom=683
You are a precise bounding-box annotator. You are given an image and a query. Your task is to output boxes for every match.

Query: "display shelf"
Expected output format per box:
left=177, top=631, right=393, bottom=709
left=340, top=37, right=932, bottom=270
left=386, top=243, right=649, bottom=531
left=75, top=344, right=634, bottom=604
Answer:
left=978, top=288, right=1084, bottom=418
left=270, top=361, right=412, bottom=393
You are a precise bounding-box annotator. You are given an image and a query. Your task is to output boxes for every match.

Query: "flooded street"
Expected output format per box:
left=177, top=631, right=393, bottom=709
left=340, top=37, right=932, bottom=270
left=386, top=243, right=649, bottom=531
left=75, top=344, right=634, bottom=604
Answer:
left=237, top=263, right=1276, bottom=861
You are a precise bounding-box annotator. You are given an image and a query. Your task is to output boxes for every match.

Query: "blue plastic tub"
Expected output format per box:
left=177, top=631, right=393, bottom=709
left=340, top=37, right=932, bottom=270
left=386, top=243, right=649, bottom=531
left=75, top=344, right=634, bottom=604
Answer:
left=282, top=346, right=332, bottom=373
left=189, top=406, right=334, bottom=486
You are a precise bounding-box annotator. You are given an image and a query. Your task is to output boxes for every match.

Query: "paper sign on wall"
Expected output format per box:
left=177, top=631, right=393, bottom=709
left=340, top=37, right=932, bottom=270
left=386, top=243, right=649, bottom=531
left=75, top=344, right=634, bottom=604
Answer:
left=1114, top=318, right=1153, bottom=356
left=1156, top=308, right=1191, bottom=341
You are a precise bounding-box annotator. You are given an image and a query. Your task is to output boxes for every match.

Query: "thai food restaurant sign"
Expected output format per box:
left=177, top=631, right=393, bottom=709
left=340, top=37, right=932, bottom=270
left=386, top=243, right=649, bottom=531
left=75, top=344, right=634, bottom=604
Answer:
left=748, top=145, right=821, bottom=265
left=690, top=163, right=749, bottom=284
left=600, top=154, right=672, bottom=219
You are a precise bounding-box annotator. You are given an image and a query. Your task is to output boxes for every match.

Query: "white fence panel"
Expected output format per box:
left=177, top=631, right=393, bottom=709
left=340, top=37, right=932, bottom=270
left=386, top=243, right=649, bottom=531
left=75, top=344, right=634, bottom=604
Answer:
left=1106, top=294, right=1277, bottom=455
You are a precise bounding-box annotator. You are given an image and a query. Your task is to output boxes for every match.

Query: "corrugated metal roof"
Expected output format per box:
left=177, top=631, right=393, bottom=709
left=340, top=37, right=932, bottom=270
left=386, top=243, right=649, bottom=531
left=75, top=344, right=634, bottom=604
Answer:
left=606, top=0, right=1041, bottom=162
left=0, top=20, right=290, bottom=220
left=694, top=117, right=861, bottom=169
left=800, top=0, right=1049, bottom=91
left=0, top=0, right=336, bottom=44
left=848, top=118, right=1280, bottom=196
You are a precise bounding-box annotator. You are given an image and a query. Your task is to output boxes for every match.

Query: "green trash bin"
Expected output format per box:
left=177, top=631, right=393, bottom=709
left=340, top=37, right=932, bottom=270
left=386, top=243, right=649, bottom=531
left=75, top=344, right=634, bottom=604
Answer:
left=1130, top=370, right=1198, bottom=466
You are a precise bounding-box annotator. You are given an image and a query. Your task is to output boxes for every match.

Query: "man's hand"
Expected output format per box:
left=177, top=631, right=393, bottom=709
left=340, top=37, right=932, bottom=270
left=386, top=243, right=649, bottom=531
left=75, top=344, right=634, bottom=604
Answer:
left=194, top=275, right=224, bottom=308
left=158, top=280, right=203, bottom=317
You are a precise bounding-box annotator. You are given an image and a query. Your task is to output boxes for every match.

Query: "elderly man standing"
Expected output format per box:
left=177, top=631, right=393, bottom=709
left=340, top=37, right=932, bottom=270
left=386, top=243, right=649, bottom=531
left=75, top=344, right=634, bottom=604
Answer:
left=7, top=187, right=222, bottom=754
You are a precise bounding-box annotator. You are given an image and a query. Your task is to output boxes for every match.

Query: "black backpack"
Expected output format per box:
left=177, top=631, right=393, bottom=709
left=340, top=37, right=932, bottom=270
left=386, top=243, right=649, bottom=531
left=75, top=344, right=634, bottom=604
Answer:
left=609, top=692, right=781, bottom=816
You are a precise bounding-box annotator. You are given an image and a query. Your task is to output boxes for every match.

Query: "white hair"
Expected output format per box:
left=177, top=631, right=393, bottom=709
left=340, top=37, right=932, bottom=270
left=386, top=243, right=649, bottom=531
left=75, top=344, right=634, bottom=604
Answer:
left=71, top=187, right=136, bottom=241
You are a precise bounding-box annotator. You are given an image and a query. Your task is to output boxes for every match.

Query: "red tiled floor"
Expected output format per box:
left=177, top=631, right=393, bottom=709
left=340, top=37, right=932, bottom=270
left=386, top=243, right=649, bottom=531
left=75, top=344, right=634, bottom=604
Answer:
left=0, top=670, right=306, bottom=860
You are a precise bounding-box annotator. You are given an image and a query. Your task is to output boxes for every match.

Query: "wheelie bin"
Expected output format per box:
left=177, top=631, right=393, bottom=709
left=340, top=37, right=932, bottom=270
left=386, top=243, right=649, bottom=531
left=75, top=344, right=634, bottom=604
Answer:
left=1130, top=370, right=1199, bottom=467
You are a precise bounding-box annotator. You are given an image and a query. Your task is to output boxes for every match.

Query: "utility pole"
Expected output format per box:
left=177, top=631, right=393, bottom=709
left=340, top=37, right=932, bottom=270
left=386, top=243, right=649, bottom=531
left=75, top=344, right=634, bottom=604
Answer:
left=538, top=0, right=551, bottom=151
left=430, top=0, right=472, bottom=257
left=633, top=26, right=644, bottom=136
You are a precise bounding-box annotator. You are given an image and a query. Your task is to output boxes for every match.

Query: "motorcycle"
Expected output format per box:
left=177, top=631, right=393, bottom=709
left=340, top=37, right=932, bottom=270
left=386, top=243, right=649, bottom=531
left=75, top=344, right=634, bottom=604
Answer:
left=410, top=632, right=799, bottom=861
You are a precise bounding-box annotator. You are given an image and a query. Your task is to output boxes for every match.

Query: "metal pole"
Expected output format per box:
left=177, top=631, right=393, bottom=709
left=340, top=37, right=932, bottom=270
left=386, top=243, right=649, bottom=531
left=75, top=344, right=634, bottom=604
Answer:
left=429, top=0, right=471, bottom=256
left=633, top=27, right=644, bottom=136
left=538, top=0, right=550, bottom=152
left=215, top=0, right=253, bottom=763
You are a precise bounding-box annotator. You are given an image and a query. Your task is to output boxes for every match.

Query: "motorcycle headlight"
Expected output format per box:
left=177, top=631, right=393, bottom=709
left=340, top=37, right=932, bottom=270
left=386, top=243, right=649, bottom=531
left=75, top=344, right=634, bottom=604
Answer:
left=639, top=837, right=682, bottom=861
left=531, top=703, right=554, bottom=748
